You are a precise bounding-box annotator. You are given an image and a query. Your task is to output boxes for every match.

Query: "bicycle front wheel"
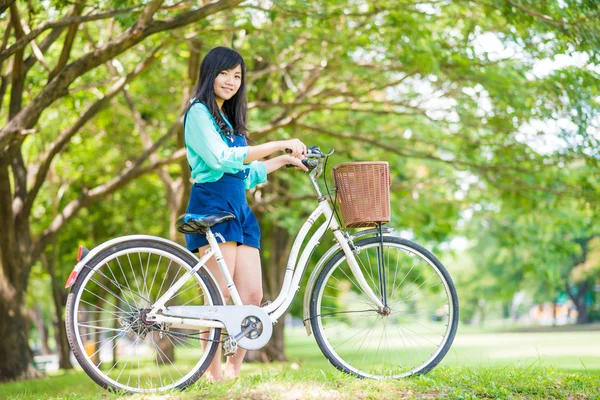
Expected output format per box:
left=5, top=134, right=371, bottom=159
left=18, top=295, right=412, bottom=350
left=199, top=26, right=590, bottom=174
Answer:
left=65, top=237, right=223, bottom=393
left=309, top=235, right=458, bottom=378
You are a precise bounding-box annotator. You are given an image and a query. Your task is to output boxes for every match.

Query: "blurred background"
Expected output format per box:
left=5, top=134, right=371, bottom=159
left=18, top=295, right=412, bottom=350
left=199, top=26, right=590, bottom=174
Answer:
left=0, top=0, right=598, bottom=388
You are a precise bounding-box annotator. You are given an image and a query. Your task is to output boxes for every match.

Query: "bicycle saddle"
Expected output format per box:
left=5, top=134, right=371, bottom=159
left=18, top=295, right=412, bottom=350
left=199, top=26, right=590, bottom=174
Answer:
left=176, top=212, right=236, bottom=234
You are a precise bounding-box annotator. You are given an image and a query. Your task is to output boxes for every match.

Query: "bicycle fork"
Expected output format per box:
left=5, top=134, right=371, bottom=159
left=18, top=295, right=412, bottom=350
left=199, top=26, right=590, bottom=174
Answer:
left=376, top=223, right=388, bottom=308
left=333, top=229, right=385, bottom=310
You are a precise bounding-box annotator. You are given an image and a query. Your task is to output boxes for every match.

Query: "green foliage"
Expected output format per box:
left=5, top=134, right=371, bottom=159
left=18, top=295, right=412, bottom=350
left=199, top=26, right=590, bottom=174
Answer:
left=461, top=194, right=599, bottom=324
left=5, top=0, right=600, bottom=361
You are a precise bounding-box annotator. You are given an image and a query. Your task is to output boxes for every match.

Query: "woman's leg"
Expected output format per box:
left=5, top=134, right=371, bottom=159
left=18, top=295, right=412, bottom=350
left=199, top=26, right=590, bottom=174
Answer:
left=224, top=244, right=263, bottom=378
left=197, top=241, right=238, bottom=381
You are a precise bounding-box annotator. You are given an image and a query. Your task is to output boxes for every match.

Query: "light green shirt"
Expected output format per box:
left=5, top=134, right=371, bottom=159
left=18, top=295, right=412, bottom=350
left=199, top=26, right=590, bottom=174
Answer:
left=184, top=102, right=268, bottom=190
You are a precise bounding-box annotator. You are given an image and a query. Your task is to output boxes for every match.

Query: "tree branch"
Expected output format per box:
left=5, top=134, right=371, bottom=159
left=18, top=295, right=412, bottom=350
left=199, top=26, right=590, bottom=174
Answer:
left=251, top=60, right=331, bottom=141
left=136, top=0, right=165, bottom=31
left=48, top=3, right=85, bottom=81
left=293, top=122, right=533, bottom=174
left=8, top=4, right=28, bottom=220
left=31, top=143, right=186, bottom=263
left=0, top=18, right=12, bottom=116
left=248, top=100, right=432, bottom=118
left=246, top=52, right=304, bottom=80
left=144, top=0, right=243, bottom=35
left=504, top=0, right=566, bottom=28
left=8, top=4, right=25, bottom=118
left=24, top=42, right=165, bottom=216
left=0, top=0, right=16, bottom=17
left=19, top=18, right=51, bottom=72
left=67, top=77, right=121, bottom=94
left=122, top=89, right=173, bottom=187
left=0, top=5, right=145, bottom=63
left=0, top=0, right=243, bottom=153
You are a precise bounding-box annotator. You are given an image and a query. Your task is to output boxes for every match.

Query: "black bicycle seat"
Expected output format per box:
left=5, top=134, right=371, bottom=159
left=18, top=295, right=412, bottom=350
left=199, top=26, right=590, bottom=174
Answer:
left=176, top=212, right=236, bottom=234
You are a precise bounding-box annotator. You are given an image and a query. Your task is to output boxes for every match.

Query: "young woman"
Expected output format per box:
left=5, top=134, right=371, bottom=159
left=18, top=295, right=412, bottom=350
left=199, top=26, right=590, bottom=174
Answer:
left=183, top=46, right=308, bottom=381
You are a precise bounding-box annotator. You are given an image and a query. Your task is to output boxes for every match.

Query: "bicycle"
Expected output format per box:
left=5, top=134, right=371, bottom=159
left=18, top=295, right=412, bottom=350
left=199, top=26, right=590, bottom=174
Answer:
left=64, top=145, right=459, bottom=393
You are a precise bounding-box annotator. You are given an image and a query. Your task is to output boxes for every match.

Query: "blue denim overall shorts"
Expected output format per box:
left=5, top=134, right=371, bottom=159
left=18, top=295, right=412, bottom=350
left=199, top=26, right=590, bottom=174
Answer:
left=184, top=132, right=261, bottom=253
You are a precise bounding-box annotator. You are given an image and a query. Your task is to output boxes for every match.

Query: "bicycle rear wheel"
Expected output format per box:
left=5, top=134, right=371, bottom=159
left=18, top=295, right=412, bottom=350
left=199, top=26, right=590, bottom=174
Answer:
left=309, top=235, right=458, bottom=378
left=65, top=238, right=223, bottom=393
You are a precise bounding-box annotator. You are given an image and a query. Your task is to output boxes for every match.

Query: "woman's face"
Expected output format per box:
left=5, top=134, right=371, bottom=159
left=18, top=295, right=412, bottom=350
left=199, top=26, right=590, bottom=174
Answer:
left=213, top=64, right=242, bottom=103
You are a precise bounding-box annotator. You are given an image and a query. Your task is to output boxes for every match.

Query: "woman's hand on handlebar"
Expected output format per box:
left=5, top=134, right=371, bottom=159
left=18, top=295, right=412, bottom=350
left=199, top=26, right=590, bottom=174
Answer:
left=280, top=139, right=307, bottom=158
left=284, top=155, right=309, bottom=171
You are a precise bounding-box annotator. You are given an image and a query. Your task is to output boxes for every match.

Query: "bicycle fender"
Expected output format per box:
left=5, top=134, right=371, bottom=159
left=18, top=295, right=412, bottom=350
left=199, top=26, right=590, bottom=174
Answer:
left=302, top=227, right=394, bottom=335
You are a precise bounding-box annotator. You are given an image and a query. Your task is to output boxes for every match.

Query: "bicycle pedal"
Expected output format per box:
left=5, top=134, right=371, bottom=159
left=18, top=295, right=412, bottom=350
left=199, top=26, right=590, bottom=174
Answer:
left=222, top=337, right=238, bottom=357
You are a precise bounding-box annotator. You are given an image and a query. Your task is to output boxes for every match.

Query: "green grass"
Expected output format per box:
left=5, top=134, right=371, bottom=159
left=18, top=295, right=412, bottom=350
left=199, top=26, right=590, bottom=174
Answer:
left=1, top=328, right=599, bottom=399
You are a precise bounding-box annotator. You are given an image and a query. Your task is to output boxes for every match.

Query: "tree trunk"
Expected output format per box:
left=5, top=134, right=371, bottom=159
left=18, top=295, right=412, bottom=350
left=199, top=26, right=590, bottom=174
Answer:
left=155, top=333, right=175, bottom=364
left=575, top=293, right=589, bottom=324
left=84, top=288, right=107, bottom=367
left=112, top=317, right=119, bottom=369
left=39, top=235, right=74, bottom=370
left=567, top=281, right=590, bottom=325
left=48, top=263, right=73, bottom=369
left=0, top=162, right=41, bottom=381
left=552, top=296, right=558, bottom=326
left=29, top=306, right=51, bottom=355
left=0, top=264, right=41, bottom=381
left=477, top=300, right=486, bottom=327
left=576, top=304, right=589, bottom=324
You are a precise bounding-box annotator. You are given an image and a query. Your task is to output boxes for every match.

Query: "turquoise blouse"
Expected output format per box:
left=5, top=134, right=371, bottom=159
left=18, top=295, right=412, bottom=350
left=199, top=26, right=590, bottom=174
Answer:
left=184, top=102, right=268, bottom=190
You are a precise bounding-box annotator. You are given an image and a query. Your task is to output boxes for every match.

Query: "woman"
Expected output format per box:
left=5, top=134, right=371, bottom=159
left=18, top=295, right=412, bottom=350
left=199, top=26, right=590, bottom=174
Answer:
left=183, top=46, right=308, bottom=381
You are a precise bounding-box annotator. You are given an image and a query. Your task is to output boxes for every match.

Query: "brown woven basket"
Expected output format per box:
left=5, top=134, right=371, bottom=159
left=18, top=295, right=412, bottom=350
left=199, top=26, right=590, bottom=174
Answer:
left=332, top=162, right=391, bottom=228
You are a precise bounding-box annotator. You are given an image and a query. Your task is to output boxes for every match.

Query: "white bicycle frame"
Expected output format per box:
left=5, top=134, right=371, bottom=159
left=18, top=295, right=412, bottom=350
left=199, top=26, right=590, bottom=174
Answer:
left=148, top=156, right=385, bottom=332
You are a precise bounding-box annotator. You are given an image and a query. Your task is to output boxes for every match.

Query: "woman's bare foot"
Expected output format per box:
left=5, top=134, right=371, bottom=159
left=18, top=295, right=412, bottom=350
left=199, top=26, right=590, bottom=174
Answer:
left=204, top=371, right=224, bottom=382
left=223, top=364, right=240, bottom=380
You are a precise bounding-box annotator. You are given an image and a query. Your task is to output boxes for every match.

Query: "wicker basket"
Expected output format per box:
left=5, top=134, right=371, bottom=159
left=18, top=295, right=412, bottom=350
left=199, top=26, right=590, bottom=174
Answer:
left=332, top=162, right=391, bottom=228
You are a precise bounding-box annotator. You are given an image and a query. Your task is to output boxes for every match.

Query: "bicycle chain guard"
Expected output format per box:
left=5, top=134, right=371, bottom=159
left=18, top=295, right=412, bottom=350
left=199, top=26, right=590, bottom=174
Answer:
left=162, top=305, right=273, bottom=350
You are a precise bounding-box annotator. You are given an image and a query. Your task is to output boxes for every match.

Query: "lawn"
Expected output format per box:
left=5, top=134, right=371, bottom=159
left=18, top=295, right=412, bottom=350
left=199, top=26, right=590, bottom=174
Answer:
left=1, top=327, right=599, bottom=399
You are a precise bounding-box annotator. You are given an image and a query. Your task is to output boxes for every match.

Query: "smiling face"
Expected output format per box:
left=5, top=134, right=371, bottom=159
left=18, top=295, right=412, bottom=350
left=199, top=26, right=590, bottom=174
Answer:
left=213, top=64, right=242, bottom=107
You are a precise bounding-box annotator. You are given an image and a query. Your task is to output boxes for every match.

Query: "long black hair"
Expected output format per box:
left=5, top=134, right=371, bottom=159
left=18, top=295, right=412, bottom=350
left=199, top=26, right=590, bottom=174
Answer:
left=187, top=46, right=253, bottom=143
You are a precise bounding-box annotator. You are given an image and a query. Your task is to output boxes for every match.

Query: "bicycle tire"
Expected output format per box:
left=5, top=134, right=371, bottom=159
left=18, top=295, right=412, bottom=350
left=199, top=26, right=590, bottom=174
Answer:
left=65, top=237, right=223, bottom=393
left=309, top=235, right=459, bottom=378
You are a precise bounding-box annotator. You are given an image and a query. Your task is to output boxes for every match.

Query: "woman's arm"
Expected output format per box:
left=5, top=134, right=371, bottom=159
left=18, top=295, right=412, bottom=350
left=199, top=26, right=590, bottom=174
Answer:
left=243, top=155, right=307, bottom=190
left=243, top=138, right=307, bottom=164
left=263, top=155, right=308, bottom=174
left=243, top=142, right=283, bottom=164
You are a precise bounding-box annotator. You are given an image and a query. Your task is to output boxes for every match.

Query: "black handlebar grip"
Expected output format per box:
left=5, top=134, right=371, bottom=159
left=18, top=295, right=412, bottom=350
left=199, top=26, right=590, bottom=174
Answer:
left=285, top=158, right=316, bottom=169
left=285, top=148, right=294, bottom=168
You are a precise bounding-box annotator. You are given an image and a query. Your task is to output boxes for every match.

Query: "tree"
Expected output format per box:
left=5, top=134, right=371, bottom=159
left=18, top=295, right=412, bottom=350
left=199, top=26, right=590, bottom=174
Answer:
left=0, top=0, right=244, bottom=381
left=464, top=193, right=600, bottom=325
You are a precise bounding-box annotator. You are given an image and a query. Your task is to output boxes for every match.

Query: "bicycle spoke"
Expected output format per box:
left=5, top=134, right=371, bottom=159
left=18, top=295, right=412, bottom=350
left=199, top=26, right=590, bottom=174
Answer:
left=102, top=262, right=140, bottom=310
left=88, top=276, right=135, bottom=313
left=360, top=249, right=380, bottom=297
left=99, top=262, right=148, bottom=306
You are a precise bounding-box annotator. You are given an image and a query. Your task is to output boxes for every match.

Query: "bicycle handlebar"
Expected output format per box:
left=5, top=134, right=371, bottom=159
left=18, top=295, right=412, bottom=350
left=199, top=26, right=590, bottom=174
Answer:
left=285, top=146, right=326, bottom=170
